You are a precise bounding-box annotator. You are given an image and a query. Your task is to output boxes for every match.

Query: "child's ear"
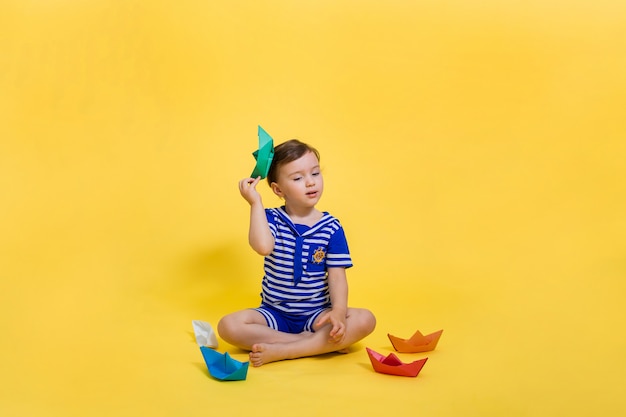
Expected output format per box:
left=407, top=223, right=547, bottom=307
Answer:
left=271, top=182, right=283, bottom=198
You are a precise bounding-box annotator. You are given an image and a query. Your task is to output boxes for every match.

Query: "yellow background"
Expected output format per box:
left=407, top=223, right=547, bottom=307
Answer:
left=1, top=1, right=625, bottom=416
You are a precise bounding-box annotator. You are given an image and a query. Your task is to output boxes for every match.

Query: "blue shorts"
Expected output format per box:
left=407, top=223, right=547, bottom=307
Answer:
left=253, top=304, right=328, bottom=334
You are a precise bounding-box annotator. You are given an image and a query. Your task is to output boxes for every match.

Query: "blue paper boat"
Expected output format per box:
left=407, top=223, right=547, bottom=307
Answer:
left=199, top=346, right=249, bottom=381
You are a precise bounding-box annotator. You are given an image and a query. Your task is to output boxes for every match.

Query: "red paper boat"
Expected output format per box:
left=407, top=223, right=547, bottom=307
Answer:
left=388, top=329, right=443, bottom=353
left=366, top=347, right=428, bottom=377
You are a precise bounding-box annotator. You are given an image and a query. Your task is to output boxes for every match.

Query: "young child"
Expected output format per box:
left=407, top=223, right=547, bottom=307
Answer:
left=218, top=139, right=376, bottom=367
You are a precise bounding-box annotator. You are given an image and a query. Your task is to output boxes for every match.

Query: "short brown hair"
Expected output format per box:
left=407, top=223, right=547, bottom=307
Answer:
left=267, top=139, right=320, bottom=184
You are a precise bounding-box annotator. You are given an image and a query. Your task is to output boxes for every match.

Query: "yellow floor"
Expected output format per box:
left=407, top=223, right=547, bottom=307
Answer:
left=1, top=1, right=625, bottom=416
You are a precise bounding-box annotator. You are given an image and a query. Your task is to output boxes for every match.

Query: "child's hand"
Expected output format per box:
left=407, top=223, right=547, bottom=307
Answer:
left=315, top=309, right=347, bottom=344
left=239, top=177, right=262, bottom=205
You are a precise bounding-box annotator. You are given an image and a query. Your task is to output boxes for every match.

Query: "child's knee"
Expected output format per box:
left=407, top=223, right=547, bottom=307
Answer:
left=216, top=315, right=233, bottom=339
left=361, top=309, right=377, bottom=334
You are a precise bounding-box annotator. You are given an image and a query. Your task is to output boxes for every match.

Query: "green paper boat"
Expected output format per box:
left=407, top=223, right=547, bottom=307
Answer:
left=250, top=125, right=274, bottom=179
left=200, top=346, right=249, bottom=381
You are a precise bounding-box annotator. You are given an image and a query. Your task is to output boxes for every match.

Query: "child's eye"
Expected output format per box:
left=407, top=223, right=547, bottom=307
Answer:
left=293, top=177, right=302, bottom=181
left=312, top=172, right=320, bottom=176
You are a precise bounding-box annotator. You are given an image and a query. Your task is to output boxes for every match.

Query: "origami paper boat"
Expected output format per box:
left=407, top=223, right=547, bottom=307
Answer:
left=388, top=329, right=443, bottom=353
left=366, top=348, right=428, bottom=377
left=250, top=125, right=274, bottom=179
left=200, top=346, right=249, bottom=381
left=192, top=320, right=218, bottom=348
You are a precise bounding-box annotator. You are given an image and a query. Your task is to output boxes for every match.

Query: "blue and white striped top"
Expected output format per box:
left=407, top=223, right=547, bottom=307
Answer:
left=260, top=206, right=353, bottom=315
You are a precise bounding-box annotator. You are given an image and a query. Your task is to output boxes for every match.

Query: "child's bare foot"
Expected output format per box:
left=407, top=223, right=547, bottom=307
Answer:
left=249, top=343, right=289, bottom=367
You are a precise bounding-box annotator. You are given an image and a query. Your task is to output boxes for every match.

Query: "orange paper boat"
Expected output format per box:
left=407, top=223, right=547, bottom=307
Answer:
left=366, top=347, right=428, bottom=377
left=388, top=329, right=443, bottom=353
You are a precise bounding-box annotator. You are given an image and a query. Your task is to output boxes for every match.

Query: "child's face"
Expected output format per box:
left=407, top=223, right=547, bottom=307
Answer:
left=271, top=151, right=323, bottom=209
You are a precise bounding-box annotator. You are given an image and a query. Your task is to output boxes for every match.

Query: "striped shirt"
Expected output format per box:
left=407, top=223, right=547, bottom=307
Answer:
left=260, top=206, right=353, bottom=314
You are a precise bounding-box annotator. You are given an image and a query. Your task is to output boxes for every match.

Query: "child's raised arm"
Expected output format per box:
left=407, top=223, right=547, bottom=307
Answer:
left=238, top=177, right=274, bottom=256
